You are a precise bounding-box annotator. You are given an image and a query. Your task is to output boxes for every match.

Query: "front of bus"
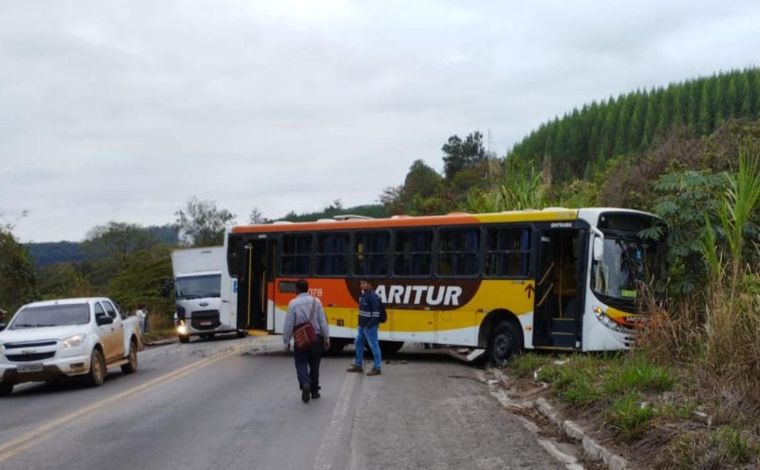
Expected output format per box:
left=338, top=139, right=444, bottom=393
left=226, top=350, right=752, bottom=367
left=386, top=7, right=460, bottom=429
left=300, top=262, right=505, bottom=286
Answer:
left=580, top=208, right=663, bottom=350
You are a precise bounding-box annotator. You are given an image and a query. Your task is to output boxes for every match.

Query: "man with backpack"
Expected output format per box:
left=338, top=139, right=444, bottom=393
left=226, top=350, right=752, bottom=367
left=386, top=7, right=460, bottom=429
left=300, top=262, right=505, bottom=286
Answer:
left=283, top=279, right=330, bottom=403
left=347, top=277, right=383, bottom=376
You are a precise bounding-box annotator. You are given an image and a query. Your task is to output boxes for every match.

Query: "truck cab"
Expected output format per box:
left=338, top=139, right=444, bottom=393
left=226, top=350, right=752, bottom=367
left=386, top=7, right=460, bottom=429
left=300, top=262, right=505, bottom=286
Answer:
left=172, top=247, right=245, bottom=342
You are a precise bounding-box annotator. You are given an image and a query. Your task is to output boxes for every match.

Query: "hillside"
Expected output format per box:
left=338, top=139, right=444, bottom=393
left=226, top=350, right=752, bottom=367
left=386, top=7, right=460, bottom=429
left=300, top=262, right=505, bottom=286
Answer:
left=508, top=68, right=760, bottom=182
left=26, top=224, right=179, bottom=267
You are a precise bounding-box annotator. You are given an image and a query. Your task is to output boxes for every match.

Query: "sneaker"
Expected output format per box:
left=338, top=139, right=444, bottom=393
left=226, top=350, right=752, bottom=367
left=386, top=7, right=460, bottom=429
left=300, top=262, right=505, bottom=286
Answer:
left=366, top=368, right=381, bottom=376
left=301, top=383, right=311, bottom=403
left=346, top=364, right=363, bottom=373
left=311, top=392, right=321, bottom=399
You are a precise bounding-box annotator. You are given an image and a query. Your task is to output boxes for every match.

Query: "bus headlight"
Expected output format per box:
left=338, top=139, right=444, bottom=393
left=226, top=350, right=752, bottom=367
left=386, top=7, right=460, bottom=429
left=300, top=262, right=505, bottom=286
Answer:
left=593, top=307, right=630, bottom=333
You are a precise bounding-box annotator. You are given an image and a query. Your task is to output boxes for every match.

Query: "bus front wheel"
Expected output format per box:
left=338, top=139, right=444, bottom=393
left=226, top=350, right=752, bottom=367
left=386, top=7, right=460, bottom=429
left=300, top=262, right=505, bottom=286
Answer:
left=488, top=322, right=521, bottom=367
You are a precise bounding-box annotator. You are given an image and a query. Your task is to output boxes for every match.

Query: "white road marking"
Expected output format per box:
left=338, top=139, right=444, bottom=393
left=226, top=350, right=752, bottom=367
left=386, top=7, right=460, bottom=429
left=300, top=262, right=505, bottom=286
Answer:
left=0, top=345, right=244, bottom=464
left=313, top=372, right=359, bottom=470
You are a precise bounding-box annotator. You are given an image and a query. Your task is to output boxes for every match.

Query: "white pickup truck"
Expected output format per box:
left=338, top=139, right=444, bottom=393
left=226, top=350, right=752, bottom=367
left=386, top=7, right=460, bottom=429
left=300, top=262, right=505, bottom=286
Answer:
left=0, top=297, right=142, bottom=396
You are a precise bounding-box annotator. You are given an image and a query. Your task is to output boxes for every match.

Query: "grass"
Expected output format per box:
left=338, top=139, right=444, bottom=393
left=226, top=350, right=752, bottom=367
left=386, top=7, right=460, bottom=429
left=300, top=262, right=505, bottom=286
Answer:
left=509, top=349, right=760, bottom=468
left=511, top=352, right=678, bottom=438
left=665, top=427, right=760, bottom=469
left=142, top=327, right=176, bottom=343
left=607, top=393, right=656, bottom=441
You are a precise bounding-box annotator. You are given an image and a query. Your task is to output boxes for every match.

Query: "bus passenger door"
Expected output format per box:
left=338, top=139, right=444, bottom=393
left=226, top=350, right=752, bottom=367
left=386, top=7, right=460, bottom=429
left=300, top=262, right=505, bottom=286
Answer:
left=533, top=225, right=586, bottom=349
left=238, top=238, right=276, bottom=331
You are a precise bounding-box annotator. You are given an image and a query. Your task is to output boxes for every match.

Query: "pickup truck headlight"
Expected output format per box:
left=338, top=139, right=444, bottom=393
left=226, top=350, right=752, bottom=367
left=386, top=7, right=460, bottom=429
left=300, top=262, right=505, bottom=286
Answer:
left=62, top=334, right=86, bottom=349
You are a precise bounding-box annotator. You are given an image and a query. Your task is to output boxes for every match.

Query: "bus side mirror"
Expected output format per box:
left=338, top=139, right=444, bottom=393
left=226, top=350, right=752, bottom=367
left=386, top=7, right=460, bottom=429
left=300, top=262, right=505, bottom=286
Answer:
left=593, top=237, right=604, bottom=262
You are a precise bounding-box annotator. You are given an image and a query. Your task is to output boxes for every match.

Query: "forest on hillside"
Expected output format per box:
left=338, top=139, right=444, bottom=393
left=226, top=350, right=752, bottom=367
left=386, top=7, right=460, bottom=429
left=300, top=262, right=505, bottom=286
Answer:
left=509, top=68, right=760, bottom=181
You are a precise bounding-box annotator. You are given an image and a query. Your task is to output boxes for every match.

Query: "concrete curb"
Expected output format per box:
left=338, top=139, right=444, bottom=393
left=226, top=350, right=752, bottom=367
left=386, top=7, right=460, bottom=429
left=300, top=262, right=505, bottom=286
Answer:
left=488, top=369, right=631, bottom=470
left=535, top=397, right=630, bottom=470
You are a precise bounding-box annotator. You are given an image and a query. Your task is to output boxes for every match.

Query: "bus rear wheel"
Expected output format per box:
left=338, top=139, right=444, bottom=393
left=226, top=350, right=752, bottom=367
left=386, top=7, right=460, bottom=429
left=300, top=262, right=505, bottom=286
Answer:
left=488, top=322, right=521, bottom=367
left=379, top=341, right=404, bottom=357
left=324, top=339, right=346, bottom=356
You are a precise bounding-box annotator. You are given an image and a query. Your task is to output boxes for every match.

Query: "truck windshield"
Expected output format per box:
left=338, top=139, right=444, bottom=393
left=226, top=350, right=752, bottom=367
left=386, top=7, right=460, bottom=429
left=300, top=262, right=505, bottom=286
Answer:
left=10, top=303, right=90, bottom=329
left=175, top=274, right=221, bottom=299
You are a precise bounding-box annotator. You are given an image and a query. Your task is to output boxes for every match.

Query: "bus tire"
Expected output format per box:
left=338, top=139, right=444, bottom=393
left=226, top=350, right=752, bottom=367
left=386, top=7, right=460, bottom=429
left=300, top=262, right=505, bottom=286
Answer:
left=179, top=335, right=190, bottom=344
left=0, top=382, right=12, bottom=396
left=488, top=322, right=521, bottom=367
left=324, top=340, right=346, bottom=356
left=379, top=341, right=404, bottom=357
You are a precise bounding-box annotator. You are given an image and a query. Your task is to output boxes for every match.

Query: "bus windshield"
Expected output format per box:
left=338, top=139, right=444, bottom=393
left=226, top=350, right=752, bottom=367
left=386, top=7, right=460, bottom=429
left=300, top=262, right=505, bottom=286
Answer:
left=175, top=274, right=221, bottom=300
left=591, top=235, right=653, bottom=305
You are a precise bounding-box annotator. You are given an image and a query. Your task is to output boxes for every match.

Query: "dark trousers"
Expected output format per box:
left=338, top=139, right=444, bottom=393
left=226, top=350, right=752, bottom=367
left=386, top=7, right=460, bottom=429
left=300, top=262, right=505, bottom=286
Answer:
left=294, top=335, right=323, bottom=390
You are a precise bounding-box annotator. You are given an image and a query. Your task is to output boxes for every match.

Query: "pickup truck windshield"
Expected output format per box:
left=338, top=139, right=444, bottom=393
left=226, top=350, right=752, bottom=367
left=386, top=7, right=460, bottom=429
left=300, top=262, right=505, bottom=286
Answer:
left=175, top=274, right=221, bottom=300
left=10, top=303, right=90, bottom=329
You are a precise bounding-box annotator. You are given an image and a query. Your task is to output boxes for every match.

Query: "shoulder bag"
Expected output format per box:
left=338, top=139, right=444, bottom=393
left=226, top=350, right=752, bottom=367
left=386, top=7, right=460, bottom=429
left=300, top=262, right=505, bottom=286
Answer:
left=293, top=299, right=318, bottom=351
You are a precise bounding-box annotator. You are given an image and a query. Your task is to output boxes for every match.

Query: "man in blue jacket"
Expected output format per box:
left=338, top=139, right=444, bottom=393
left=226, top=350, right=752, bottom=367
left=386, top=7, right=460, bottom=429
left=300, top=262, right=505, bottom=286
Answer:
left=347, top=277, right=382, bottom=376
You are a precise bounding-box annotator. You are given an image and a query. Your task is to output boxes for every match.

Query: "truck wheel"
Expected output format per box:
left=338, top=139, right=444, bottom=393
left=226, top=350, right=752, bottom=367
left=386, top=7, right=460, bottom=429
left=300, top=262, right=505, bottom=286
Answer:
left=0, top=382, right=13, bottom=396
left=85, top=348, right=106, bottom=387
left=179, top=335, right=190, bottom=343
left=488, top=321, right=522, bottom=367
left=121, top=339, right=138, bottom=374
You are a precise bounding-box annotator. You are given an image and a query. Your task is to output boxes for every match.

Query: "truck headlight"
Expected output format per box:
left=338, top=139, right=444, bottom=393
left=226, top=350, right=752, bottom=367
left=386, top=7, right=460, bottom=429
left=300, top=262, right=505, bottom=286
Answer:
left=62, top=334, right=86, bottom=349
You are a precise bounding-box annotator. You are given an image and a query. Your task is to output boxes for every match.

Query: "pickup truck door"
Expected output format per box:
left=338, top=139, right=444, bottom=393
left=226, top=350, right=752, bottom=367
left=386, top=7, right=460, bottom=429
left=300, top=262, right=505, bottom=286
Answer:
left=93, top=301, right=116, bottom=360
left=102, top=300, right=125, bottom=359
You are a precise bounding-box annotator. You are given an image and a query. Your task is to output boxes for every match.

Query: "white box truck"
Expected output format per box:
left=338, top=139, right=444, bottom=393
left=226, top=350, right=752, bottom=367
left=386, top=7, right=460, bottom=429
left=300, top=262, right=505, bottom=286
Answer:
left=172, top=247, right=245, bottom=343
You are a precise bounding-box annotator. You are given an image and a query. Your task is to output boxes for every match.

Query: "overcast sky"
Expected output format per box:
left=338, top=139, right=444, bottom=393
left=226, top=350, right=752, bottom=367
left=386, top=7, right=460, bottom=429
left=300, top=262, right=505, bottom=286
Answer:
left=2, top=0, right=759, bottom=243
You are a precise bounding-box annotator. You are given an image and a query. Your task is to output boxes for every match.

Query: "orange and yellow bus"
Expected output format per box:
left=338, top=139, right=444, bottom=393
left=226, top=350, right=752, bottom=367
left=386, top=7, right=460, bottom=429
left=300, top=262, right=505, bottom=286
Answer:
left=223, top=207, right=661, bottom=364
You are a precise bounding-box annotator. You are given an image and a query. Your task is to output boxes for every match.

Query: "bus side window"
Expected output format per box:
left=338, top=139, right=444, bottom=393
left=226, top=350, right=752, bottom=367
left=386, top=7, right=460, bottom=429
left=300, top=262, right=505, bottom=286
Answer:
left=354, top=232, right=390, bottom=276
left=485, top=227, right=531, bottom=277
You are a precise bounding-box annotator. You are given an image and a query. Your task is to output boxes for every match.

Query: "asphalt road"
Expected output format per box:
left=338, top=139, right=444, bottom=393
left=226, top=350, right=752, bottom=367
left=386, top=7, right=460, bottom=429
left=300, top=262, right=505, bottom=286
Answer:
left=0, top=335, right=571, bottom=470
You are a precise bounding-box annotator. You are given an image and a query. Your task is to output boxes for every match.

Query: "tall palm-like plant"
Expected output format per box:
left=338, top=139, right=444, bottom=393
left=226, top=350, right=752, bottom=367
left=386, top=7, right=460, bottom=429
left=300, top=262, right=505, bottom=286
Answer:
left=716, top=143, right=760, bottom=297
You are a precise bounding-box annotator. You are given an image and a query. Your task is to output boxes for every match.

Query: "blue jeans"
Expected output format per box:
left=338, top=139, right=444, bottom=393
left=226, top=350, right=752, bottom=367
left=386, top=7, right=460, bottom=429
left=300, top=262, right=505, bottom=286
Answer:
left=354, top=325, right=382, bottom=370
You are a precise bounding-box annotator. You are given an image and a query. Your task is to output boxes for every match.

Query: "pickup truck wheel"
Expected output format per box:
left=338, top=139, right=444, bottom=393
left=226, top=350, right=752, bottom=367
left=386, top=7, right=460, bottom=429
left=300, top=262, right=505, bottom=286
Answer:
left=85, top=349, right=106, bottom=387
left=121, top=340, right=138, bottom=374
left=0, top=382, right=13, bottom=396
left=179, top=335, right=190, bottom=343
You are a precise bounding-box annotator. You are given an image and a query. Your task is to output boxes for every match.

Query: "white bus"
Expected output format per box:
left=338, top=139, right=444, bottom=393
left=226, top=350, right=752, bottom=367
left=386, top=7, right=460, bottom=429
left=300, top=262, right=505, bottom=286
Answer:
left=223, top=208, right=662, bottom=364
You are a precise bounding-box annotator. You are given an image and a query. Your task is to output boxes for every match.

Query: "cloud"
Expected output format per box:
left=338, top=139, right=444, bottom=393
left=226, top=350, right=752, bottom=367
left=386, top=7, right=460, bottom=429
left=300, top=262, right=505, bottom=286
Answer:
left=1, top=0, right=760, bottom=241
